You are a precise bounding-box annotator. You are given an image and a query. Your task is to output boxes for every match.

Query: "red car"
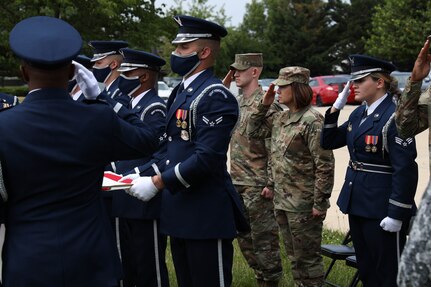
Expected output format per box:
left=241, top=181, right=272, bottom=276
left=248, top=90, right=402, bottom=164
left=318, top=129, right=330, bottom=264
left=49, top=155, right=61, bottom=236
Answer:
left=309, top=75, right=357, bottom=106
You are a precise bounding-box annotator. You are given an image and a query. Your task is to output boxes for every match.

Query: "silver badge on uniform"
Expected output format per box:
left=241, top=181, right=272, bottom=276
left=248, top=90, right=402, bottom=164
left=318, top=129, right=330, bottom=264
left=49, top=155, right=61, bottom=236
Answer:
left=180, top=130, right=189, bottom=141
left=347, top=122, right=352, bottom=132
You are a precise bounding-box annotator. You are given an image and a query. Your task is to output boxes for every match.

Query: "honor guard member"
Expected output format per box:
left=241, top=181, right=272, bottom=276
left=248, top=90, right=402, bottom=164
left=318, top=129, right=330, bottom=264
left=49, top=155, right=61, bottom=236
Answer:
left=89, top=40, right=129, bottom=105
left=223, top=53, right=283, bottom=287
left=68, top=54, right=92, bottom=101
left=0, top=93, right=19, bottom=110
left=125, top=15, right=248, bottom=287
left=89, top=40, right=131, bottom=231
left=320, top=54, right=418, bottom=287
left=0, top=16, right=159, bottom=287
left=111, top=48, right=169, bottom=287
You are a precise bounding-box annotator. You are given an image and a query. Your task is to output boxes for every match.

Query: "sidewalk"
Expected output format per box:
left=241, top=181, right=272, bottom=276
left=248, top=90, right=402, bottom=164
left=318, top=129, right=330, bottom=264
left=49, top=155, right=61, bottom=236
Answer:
left=317, top=105, right=429, bottom=232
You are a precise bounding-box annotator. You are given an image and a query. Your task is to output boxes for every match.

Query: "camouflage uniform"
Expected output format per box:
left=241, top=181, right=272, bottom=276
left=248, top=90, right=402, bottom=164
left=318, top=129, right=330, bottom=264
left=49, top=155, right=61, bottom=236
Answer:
left=248, top=102, right=335, bottom=287
left=396, top=79, right=431, bottom=287
left=231, top=87, right=283, bottom=284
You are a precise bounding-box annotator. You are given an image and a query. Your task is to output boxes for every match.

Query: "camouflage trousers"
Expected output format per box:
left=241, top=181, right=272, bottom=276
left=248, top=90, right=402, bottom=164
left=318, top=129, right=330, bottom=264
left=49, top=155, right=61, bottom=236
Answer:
left=236, top=185, right=282, bottom=282
left=275, top=209, right=325, bottom=287
left=398, top=182, right=431, bottom=286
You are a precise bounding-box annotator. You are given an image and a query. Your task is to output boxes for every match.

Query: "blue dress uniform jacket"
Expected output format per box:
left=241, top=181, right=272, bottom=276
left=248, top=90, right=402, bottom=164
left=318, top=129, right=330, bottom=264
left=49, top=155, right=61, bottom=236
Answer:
left=112, top=88, right=167, bottom=219
left=0, top=93, right=19, bottom=110
left=160, top=69, right=248, bottom=239
left=320, top=95, right=418, bottom=221
left=0, top=88, right=158, bottom=287
left=106, top=77, right=130, bottom=106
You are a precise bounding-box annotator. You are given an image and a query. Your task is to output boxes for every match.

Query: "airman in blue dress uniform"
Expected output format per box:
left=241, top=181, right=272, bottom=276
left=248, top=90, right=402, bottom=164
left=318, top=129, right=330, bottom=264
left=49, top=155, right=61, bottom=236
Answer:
left=320, top=54, right=418, bottom=287
left=0, top=16, right=159, bottom=287
left=89, top=40, right=131, bottom=231
left=125, top=15, right=249, bottom=287
left=110, top=48, right=169, bottom=287
left=0, top=93, right=19, bottom=110
left=89, top=40, right=129, bottom=105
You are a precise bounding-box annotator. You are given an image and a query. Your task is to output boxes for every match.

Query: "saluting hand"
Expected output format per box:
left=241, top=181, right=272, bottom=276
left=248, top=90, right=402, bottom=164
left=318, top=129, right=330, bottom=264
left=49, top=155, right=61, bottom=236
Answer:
left=73, top=60, right=101, bottom=100
left=332, top=80, right=352, bottom=111
left=261, top=186, right=274, bottom=200
left=312, top=208, right=326, bottom=218
left=411, top=37, right=431, bottom=82
left=262, top=83, right=276, bottom=106
left=222, top=69, right=235, bottom=89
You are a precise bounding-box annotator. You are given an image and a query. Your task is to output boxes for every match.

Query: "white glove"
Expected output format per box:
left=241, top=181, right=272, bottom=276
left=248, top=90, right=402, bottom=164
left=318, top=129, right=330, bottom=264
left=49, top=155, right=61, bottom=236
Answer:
left=380, top=216, right=402, bottom=232
left=126, top=176, right=159, bottom=202
left=333, top=80, right=352, bottom=110
left=73, top=60, right=100, bottom=100
left=120, top=173, right=140, bottom=182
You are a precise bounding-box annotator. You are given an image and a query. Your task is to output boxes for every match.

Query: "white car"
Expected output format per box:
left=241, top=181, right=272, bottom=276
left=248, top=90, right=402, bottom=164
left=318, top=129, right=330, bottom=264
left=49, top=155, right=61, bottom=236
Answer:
left=158, top=81, right=172, bottom=102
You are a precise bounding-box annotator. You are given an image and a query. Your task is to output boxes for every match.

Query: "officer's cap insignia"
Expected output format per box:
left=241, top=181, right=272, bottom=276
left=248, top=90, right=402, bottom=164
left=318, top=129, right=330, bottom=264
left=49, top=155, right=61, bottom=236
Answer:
left=395, top=136, right=413, bottom=147
left=349, top=56, right=354, bottom=65
left=174, top=16, right=183, bottom=27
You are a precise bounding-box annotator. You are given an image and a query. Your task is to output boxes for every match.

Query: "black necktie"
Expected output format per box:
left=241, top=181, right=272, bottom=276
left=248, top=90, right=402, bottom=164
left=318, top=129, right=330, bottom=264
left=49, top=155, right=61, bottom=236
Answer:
left=128, top=98, right=133, bottom=109
left=362, top=109, right=368, bottom=119
left=177, top=82, right=185, bottom=95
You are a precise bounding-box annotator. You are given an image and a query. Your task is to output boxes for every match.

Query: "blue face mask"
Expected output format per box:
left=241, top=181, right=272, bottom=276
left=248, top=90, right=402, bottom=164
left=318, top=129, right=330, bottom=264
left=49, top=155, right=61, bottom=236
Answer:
left=92, top=64, right=112, bottom=83
left=118, top=74, right=141, bottom=96
left=170, top=51, right=200, bottom=77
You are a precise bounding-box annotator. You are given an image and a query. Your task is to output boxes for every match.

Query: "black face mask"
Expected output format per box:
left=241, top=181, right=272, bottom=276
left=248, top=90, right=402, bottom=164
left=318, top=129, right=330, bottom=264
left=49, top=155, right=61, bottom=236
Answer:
left=118, top=74, right=141, bottom=96
left=92, top=64, right=112, bottom=83
left=170, top=51, right=200, bottom=77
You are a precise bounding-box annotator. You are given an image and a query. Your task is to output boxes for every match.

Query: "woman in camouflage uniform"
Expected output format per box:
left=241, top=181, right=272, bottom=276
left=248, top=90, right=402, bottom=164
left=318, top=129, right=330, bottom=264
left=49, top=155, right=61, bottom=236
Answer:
left=248, top=66, right=335, bottom=287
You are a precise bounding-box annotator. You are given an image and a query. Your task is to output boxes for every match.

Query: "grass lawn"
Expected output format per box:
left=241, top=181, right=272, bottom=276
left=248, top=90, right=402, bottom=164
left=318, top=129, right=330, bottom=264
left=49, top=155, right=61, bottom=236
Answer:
left=164, top=229, right=361, bottom=287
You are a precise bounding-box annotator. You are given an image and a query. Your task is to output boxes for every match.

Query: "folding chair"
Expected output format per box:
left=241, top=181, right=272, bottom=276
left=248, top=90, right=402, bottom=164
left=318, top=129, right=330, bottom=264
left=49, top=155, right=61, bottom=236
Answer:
left=321, top=230, right=355, bottom=287
left=345, top=255, right=360, bottom=287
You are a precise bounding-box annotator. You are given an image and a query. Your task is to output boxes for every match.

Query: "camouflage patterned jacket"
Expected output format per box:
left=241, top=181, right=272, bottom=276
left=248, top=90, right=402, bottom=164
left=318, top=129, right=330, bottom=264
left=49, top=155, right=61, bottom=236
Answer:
left=395, top=79, right=430, bottom=171
left=248, top=103, right=335, bottom=212
left=230, top=88, right=282, bottom=188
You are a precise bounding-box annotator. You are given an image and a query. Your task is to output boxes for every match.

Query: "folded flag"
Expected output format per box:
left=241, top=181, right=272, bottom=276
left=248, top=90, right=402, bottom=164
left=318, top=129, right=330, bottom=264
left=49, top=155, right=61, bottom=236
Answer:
left=102, top=171, right=133, bottom=191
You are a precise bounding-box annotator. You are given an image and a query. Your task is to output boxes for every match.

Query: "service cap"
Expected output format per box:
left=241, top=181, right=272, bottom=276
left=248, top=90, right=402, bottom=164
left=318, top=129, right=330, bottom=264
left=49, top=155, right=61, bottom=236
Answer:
left=172, top=15, right=227, bottom=44
left=9, top=16, right=82, bottom=69
left=230, top=53, right=263, bottom=71
left=272, top=66, right=310, bottom=86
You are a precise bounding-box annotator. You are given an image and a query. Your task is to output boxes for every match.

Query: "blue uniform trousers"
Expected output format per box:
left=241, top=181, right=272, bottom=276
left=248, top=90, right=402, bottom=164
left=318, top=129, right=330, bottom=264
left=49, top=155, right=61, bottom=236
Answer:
left=349, top=215, right=408, bottom=287
left=170, top=237, right=233, bottom=287
left=119, top=219, right=169, bottom=287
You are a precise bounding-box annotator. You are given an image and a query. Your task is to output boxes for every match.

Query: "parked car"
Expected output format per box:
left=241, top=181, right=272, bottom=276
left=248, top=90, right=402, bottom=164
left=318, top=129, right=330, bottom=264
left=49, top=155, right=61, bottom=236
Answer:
left=158, top=81, right=172, bottom=102
left=391, top=71, right=431, bottom=93
left=163, top=77, right=181, bottom=88
left=309, top=75, right=357, bottom=106
left=258, top=78, right=276, bottom=92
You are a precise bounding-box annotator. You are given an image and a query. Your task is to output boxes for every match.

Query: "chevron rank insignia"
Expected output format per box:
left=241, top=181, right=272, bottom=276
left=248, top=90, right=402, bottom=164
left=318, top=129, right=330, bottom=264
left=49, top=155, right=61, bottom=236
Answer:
left=395, top=137, right=413, bottom=147
left=202, top=116, right=223, bottom=127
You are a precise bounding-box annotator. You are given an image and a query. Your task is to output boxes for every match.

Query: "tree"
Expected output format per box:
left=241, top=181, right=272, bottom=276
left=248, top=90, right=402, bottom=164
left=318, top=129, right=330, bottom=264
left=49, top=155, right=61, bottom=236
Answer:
left=0, top=0, right=168, bottom=76
left=365, top=0, right=431, bottom=71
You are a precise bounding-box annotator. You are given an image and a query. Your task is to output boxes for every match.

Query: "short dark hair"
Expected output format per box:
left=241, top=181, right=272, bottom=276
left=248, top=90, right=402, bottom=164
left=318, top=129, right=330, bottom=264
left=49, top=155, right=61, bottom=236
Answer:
left=290, top=82, right=313, bottom=109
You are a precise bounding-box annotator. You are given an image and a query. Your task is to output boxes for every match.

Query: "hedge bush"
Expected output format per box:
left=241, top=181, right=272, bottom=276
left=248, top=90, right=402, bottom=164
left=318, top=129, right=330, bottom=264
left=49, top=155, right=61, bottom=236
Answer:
left=0, top=86, right=28, bottom=97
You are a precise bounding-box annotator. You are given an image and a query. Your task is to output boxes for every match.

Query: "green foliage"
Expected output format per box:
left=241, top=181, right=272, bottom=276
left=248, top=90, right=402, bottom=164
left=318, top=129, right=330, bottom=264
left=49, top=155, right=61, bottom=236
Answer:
left=0, top=86, right=28, bottom=97
left=0, top=0, right=168, bottom=76
left=365, top=0, right=431, bottom=71
left=1, top=0, right=431, bottom=79
left=164, top=229, right=359, bottom=286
